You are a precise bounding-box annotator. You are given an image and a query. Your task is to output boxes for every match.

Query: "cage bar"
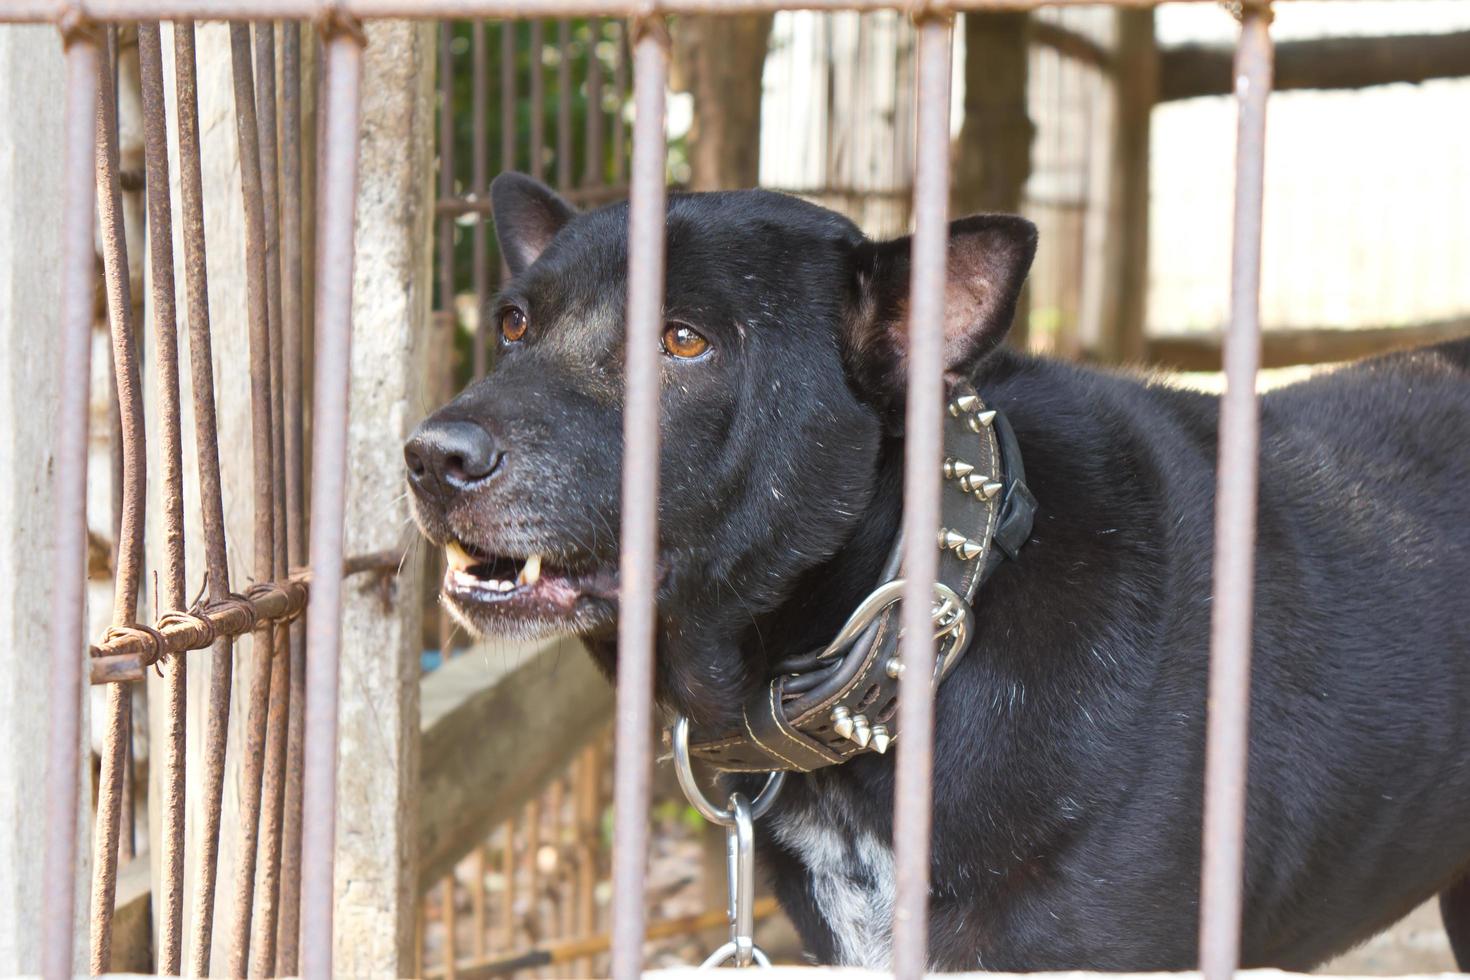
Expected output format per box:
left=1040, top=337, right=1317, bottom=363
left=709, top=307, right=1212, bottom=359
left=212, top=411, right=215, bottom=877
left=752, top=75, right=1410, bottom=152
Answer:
left=91, top=30, right=148, bottom=970
left=608, top=16, right=670, bottom=980
left=278, top=21, right=310, bottom=974
left=1198, top=6, right=1273, bottom=980
left=890, top=15, right=953, bottom=979
left=299, top=25, right=366, bottom=980
left=172, top=21, right=239, bottom=974
left=473, top=18, right=490, bottom=377
left=41, top=29, right=101, bottom=980
left=135, top=21, right=190, bottom=974
left=226, top=22, right=281, bottom=971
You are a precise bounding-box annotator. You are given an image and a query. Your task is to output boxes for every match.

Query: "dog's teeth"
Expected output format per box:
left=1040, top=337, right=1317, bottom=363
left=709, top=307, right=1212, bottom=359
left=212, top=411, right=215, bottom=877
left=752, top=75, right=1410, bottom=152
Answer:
left=518, top=553, right=542, bottom=586
left=450, top=569, right=479, bottom=588
left=446, top=540, right=476, bottom=572
left=496, top=580, right=516, bottom=592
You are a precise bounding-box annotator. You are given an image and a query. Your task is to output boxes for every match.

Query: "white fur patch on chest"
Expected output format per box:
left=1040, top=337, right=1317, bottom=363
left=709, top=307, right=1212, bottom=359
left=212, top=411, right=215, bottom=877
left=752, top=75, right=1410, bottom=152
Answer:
left=769, top=803, right=896, bottom=968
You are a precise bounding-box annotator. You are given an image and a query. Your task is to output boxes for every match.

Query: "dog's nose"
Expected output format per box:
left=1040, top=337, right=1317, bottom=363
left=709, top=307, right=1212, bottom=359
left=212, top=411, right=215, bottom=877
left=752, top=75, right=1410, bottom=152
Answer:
left=404, top=419, right=504, bottom=498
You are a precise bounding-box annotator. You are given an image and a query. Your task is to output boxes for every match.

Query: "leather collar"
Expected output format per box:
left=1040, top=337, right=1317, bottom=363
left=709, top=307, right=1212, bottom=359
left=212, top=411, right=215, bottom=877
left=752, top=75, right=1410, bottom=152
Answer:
left=687, top=380, right=1037, bottom=773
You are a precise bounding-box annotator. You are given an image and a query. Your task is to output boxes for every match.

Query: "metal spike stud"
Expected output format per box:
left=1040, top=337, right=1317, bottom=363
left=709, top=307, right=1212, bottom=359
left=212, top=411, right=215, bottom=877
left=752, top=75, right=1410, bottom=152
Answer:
left=948, top=394, right=980, bottom=417
left=831, top=706, right=854, bottom=740
left=982, top=481, right=1003, bottom=500
left=871, top=725, right=891, bottom=754
left=939, top=528, right=967, bottom=551
left=886, top=656, right=906, bottom=679
left=851, top=714, right=872, bottom=749
left=943, top=458, right=976, bottom=481
left=966, top=409, right=998, bottom=432
left=958, top=473, right=992, bottom=495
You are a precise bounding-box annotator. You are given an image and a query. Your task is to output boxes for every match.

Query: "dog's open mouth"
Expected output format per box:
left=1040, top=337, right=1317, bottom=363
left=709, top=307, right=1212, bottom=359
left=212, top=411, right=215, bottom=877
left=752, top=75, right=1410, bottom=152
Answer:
left=440, top=538, right=615, bottom=635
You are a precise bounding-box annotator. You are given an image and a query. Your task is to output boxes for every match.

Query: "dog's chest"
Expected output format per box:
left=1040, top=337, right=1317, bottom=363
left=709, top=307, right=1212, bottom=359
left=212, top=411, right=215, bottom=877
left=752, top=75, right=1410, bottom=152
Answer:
left=768, top=799, right=896, bottom=968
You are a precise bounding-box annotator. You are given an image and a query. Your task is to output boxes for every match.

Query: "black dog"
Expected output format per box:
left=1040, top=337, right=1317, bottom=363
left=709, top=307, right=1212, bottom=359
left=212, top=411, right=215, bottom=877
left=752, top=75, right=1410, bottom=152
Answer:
left=406, top=172, right=1470, bottom=971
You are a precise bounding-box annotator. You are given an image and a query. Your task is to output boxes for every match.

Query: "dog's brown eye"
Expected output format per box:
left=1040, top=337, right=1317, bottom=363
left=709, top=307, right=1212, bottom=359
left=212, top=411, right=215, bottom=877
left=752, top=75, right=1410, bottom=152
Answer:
left=500, top=307, right=528, bottom=343
left=661, top=323, right=709, bottom=359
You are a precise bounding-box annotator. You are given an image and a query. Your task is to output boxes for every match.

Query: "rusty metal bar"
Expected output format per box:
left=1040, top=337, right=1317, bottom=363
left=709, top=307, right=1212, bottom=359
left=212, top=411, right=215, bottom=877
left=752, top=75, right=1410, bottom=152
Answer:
left=3, top=0, right=1243, bottom=21
left=299, top=24, right=366, bottom=979
left=611, top=19, right=625, bottom=183
left=583, top=18, right=603, bottom=186
left=172, top=20, right=239, bottom=974
left=530, top=20, right=545, bottom=180
left=556, top=18, right=571, bottom=188
left=226, top=20, right=281, bottom=972
left=608, top=16, right=669, bottom=980
left=277, top=20, right=309, bottom=975
left=1199, top=7, right=1273, bottom=980
left=253, top=21, right=297, bottom=975
left=136, top=21, right=190, bottom=974
left=90, top=28, right=147, bottom=971
left=438, top=21, right=455, bottom=316
left=41, top=28, right=100, bottom=980
left=500, top=20, right=516, bottom=173
left=473, top=18, right=489, bottom=377
left=891, top=17, right=952, bottom=980
left=445, top=875, right=460, bottom=979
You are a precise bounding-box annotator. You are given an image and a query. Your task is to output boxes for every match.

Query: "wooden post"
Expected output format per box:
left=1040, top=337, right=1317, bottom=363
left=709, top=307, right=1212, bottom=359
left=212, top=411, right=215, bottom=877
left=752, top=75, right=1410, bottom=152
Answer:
left=673, top=14, right=773, bottom=190
left=953, top=12, right=1034, bottom=349
left=331, top=19, right=436, bottom=975
left=0, top=23, right=93, bottom=975
left=1078, top=8, right=1155, bottom=364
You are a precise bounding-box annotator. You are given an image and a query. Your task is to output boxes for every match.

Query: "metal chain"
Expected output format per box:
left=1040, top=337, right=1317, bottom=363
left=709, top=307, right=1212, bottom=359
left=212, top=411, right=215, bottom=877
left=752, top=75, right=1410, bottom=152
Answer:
left=672, top=717, right=784, bottom=968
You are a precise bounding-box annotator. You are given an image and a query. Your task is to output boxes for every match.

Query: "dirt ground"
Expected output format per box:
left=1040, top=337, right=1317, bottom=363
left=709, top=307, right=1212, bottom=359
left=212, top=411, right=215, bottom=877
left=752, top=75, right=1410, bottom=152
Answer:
left=1320, top=902, right=1457, bottom=975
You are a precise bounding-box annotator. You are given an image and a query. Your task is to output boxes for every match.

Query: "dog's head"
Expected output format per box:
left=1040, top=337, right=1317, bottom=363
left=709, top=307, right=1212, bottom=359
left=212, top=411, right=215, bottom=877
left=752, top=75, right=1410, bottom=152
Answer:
left=406, top=174, right=1035, bottom=716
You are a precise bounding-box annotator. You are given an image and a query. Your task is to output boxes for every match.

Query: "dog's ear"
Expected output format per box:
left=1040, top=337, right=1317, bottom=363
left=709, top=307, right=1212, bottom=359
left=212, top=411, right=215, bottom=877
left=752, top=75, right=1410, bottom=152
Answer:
left=847, top=214, right=1037, bottom=405
left=491, top=172, right=577, bottom=276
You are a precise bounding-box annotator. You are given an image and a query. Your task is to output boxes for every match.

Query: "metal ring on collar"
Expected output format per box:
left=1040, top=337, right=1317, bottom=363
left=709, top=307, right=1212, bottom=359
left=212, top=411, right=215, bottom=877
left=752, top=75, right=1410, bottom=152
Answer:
left=673, top=716, right=786, bottom=825
left=698, top=940, right=773, bottom=970
left=815, top=578, right=974, bottom=681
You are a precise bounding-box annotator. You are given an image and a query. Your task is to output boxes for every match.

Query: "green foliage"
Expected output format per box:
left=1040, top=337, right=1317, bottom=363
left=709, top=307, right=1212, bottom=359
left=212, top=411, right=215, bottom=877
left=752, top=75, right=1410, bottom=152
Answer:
left=436, top=19, right=629, bottom=326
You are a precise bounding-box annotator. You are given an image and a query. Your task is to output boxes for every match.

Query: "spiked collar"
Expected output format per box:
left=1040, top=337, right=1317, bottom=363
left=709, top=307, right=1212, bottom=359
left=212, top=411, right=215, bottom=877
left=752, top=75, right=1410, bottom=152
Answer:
left=685, top=380, right=1037, bottom=773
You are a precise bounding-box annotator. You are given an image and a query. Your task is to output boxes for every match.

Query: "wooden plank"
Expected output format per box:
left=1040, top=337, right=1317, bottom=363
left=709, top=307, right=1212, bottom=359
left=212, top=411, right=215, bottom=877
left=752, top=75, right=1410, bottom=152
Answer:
left=0, top=23, right=92, bottom=975
left=1077, top=8, right=1153, bottom=364
left=330, top=18, right=437, bottom=977
left=1159, top=31, right=1470, bottom=103
left=417, top=639, right=614, bottom=891
left=1146, top=318, right=1470, bottom=372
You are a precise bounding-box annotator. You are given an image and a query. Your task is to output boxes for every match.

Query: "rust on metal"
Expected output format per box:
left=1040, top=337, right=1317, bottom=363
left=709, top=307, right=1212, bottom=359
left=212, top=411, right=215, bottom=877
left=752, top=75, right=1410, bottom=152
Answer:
left=171, top=20, right=239, bottom=974
left=891, top=16, right=953, bottom=980
left=609, top=15, right=671, bottom=980
left=226, top=22, right=281, bottom=972
left=529, top=20, right=545, bottom=181
left=1199, top=6, right=1273, bottom=980
left=41, top=29, right=101, bottom=980
left=474, top=18, right=490, bottom=377
left=584, top=18, right=604, bottom=186
left=278, top=21, right=310, bottom=975
left=556, top=18, right=572, bottom=188
left=136, top=21, right=190, bottom=973
left=90, top=29, right=147, bottom=972
left=252, top=22, right=297, bottom=976
left=299, top=25, right=367, bottom=979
